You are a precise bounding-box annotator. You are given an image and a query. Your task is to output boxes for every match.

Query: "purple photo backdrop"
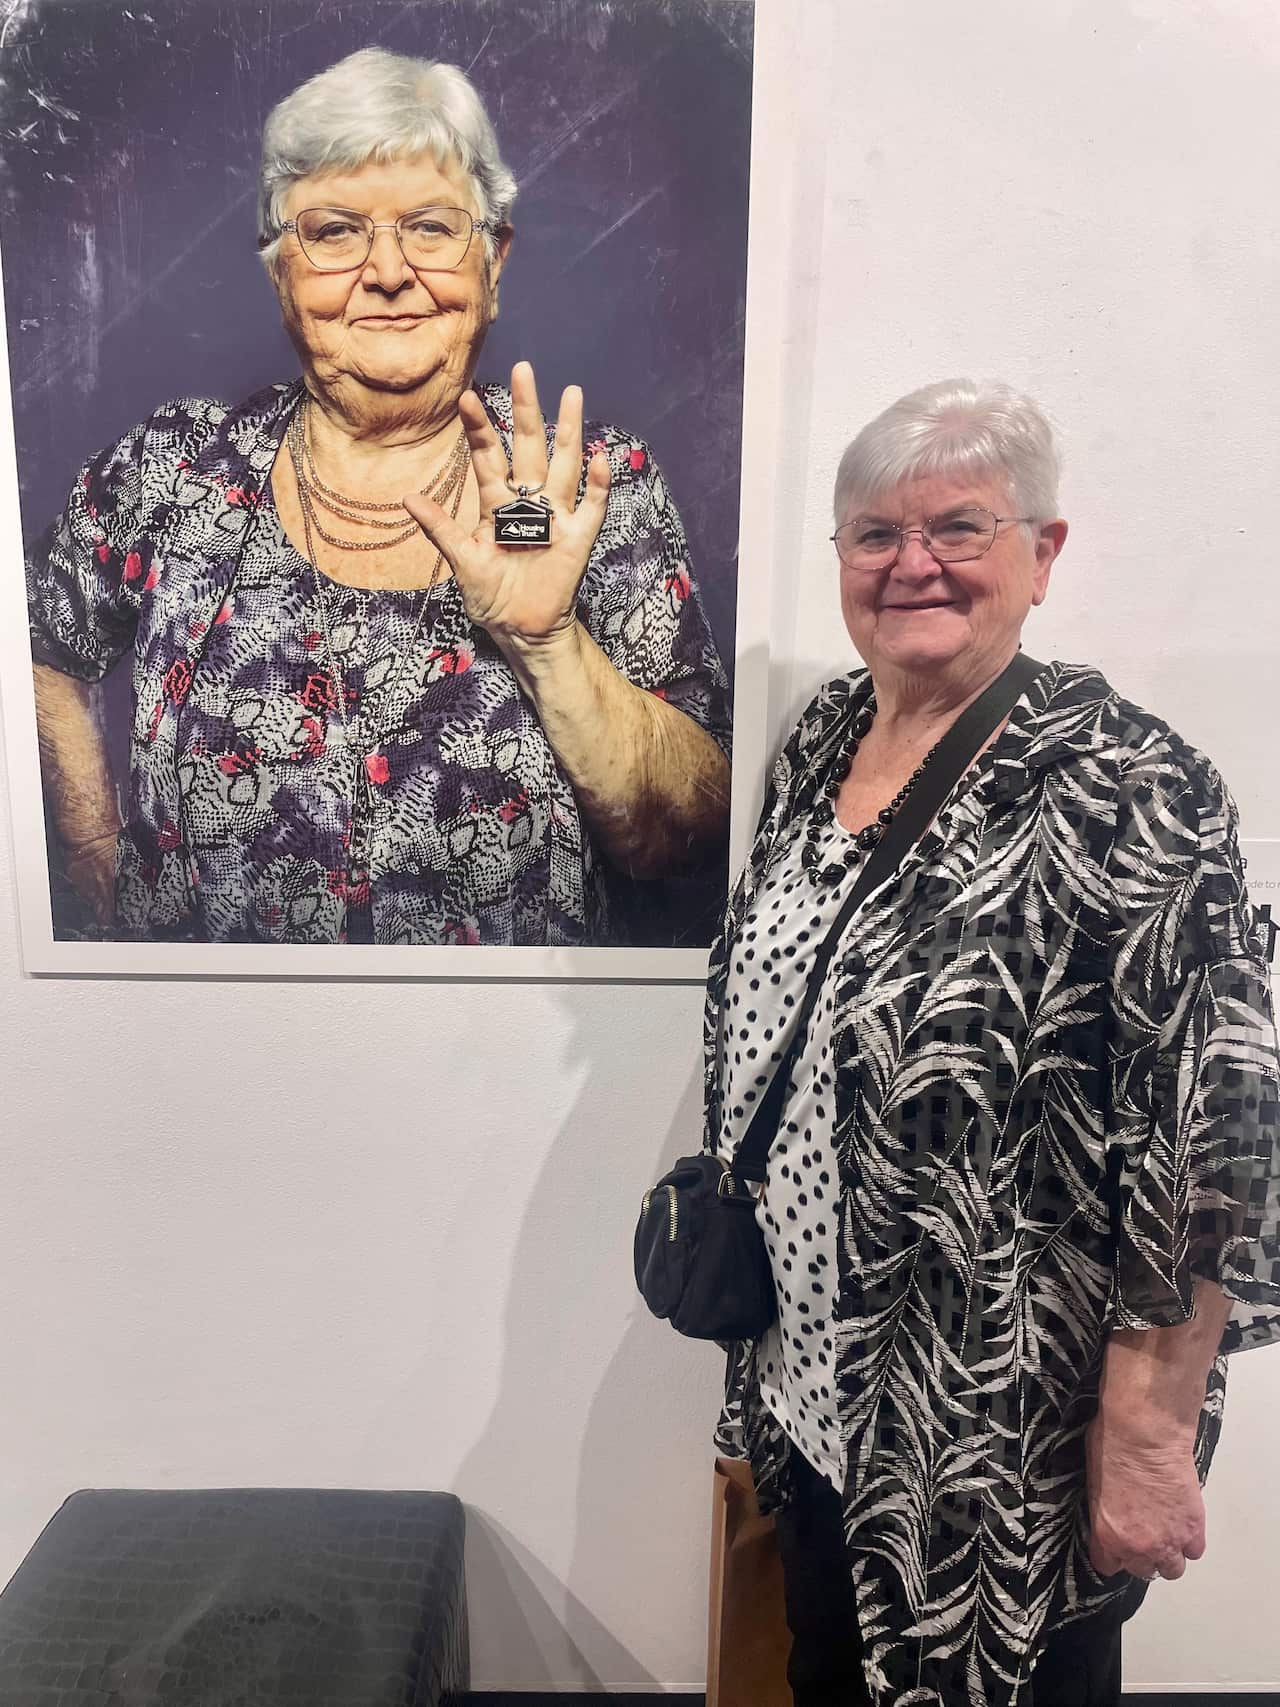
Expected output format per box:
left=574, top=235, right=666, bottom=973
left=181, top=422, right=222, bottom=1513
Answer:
left=0, top=0, right=752, bottom=944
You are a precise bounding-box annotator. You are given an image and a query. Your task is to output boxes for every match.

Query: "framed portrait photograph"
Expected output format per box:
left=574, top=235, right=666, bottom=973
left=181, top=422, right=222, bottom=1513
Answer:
left=0, top=0, right=773, bottom=978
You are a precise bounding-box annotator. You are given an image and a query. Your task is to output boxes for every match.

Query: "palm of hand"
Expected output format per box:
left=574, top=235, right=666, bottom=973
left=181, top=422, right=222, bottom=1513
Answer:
left=402, top=363, right=611, bottom=652
left=447, top=492, right=602, bottom=641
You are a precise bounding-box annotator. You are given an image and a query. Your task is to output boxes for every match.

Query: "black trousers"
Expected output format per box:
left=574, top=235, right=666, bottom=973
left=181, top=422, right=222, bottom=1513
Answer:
left=775, top=1451, right=1144, bottom=1707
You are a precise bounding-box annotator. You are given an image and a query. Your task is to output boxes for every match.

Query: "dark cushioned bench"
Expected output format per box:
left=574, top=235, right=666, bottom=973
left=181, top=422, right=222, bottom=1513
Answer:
left=0, top=1488, right=468, bottom=1705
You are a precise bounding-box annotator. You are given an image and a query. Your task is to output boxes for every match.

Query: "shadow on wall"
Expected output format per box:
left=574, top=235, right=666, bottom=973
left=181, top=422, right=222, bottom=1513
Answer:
left=451, top=1014, right=713, bottom=1691
left=431, top=644, right=798, bottom=1687
left=464, top=1510, right=642, bottom=1691
left=403, top=638, right=800, bottom=1690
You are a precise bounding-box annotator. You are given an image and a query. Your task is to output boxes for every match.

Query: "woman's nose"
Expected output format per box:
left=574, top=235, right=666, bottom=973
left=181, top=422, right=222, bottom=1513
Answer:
left=361, top=227, right=414, bottom=290
left=894, top=531, right=941, bottom=576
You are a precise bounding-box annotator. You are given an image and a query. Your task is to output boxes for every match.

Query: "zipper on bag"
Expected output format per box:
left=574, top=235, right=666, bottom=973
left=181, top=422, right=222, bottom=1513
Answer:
left=641, top=1183, right=679, bottom=1242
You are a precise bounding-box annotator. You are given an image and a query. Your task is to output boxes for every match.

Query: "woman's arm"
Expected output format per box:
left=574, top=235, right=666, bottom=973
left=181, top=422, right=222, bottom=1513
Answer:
left=1086, top=1278, right=1232, bottom=1581
left=502, top=622, right=729, bottom=877
left=406, top=362, right=731, bottom=877
left=32, top=663, right=121, bottom=924
left=1092, top=735, right=1280, bottom=1581
left=26, top=411, right=162, bottom=926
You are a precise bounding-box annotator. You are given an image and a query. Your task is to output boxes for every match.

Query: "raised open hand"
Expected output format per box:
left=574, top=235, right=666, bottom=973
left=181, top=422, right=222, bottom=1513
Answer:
left=402, top=361, right=611, bottom=655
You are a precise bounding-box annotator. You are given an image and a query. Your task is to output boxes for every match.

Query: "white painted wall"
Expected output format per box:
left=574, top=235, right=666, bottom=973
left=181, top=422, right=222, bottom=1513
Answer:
left=779, top=0, right=1280, bottom=1694
left=2, top=0, right=1278, bottom=1694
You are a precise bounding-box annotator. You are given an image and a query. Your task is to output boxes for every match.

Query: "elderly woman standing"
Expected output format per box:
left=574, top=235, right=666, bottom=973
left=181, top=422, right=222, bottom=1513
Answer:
left=706, top=381, right=1280, bottom=1705
left=27, top=47, right=730, bottom=945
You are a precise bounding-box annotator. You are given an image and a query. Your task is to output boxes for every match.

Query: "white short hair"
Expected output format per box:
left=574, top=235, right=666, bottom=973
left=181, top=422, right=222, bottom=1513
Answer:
left=833, top=379, right=1062, bottom=524
left=257, top=47, right=517, bottom=268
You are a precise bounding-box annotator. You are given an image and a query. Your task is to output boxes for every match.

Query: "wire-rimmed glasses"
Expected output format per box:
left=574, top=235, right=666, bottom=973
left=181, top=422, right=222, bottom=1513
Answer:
left=831, top=506, right=1036, bottom=571
left=265, top=204, right=497, bottom=273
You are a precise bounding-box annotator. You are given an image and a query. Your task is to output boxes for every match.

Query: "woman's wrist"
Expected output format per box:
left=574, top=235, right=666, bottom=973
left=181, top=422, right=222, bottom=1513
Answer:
left=498, top=617, right=586, bottom=691
left=1093, top=1397, right=1199, bottom=1457
left=1096, top=1286, right=1232, bottom=1452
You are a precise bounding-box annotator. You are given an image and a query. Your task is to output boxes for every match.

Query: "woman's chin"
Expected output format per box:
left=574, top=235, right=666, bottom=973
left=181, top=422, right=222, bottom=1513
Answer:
left=341, top=362, right=444, bottom=396
left=868, top=617, right=973, bottom=673
left=368, top=373, right=438, bottom=395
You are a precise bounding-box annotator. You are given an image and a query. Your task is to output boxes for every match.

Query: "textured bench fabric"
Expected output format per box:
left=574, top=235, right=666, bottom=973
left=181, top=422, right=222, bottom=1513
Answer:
left=0, top=1488, right=468, bottom=1706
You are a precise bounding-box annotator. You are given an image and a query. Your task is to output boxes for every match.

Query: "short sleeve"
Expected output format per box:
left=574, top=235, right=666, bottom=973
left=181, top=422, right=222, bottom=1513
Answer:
left=1106, top=741, right=1280, bottom=1353
left=577, top=435, right=732, bottom=760
left=27, top=420, right=151, bottom=682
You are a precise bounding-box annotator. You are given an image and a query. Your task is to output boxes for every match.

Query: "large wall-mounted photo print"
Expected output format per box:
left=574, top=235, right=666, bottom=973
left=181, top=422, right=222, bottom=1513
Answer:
left=0, top=0, right=759, bottom=976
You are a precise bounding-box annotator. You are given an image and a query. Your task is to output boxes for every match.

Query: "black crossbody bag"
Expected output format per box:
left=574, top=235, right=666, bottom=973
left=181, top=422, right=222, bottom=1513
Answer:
left=634, top=653, right=1044, bottom=1341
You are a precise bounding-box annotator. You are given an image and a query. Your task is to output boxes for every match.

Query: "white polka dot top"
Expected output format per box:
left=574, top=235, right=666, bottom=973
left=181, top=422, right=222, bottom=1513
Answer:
left=717, top=813, right=871, bottom=1494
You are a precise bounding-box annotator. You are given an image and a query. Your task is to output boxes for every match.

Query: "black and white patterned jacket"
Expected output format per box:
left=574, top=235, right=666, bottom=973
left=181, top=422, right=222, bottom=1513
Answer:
left=705, top=660, right=1279, bottom=1707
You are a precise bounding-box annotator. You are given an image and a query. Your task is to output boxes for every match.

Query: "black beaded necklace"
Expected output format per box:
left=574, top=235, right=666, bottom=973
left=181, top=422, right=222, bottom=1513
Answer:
left=800, top=700, right=947, bottom=887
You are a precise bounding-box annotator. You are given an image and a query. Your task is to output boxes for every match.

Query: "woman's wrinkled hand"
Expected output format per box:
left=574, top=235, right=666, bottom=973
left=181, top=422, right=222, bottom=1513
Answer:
left=1085, top=1414, right=1206, bottom=1582
left=403, top=360, right=610, bottom=659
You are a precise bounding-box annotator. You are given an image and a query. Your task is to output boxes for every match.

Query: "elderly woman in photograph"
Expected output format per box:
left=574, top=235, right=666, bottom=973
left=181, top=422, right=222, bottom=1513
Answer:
left=706, top=380, right=1280, bottom=1706
left=27, top=48, right=730, bottom=945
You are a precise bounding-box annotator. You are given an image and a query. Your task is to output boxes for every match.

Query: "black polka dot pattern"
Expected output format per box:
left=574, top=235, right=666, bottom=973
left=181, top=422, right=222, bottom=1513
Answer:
left=720, top=816, right=863, bottom=1489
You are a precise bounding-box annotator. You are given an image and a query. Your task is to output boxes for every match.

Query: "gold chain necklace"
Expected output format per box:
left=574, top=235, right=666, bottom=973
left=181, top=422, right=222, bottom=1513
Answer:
left=288, top=401, right=469, bottom=551
left=286, top=421, right=468, bottom=771
left=302, top=416, right=470, bottom=524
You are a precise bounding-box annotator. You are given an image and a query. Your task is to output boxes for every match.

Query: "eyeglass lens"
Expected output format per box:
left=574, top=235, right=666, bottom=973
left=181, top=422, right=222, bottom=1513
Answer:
left=834, top=507, right=1000, bottom=568
left=295, top=206, right=474, bottom=271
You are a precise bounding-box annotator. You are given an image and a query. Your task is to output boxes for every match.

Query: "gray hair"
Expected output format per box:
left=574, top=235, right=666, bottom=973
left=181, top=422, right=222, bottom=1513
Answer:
left=833, top=379, right=1062, bottom=524
left=257, top=47, right=517, bottom=268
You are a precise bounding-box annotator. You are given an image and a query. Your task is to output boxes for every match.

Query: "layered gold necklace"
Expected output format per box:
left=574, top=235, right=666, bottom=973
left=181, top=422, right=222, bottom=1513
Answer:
left=287, top=398, right=470, bottom=552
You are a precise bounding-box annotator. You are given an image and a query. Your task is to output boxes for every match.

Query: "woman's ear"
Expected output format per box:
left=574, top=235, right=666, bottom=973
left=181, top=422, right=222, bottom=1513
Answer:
left=486, top=225, right=514, bottom=323
left=1030, top=518, right=1068, bottom=606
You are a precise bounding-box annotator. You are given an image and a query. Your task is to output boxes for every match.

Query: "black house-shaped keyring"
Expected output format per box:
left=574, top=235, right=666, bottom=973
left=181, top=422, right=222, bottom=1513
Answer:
left=494, top=495, right=552, bottom=546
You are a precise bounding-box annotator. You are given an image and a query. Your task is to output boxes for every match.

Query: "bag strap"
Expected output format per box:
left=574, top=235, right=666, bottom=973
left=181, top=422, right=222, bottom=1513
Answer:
left=731, top=652, right=1045, bottom=1182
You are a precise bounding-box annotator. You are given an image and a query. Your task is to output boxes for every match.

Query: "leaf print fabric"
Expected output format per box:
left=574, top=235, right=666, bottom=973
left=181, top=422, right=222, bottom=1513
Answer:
left=703, top=662, right=1280, bottom=1707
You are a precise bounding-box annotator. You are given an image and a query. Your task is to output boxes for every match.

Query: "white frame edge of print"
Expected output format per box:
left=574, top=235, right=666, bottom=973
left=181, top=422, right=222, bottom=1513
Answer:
left=0, top=5, right=791, bottom=982
left=1241, top=839, right=1280, bottom=1000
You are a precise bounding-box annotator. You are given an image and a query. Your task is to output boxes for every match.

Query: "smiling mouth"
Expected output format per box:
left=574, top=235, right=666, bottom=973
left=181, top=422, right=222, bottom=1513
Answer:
left=353, top=314, right=430, bottom=326
left=882, top=601, right=957, bottom=611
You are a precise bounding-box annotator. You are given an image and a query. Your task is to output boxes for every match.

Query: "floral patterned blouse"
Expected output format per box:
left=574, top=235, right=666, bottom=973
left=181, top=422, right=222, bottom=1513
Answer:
left=26, top=381, right=731, bottom=944
left=705, top=661, right=1280, bottom=1707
